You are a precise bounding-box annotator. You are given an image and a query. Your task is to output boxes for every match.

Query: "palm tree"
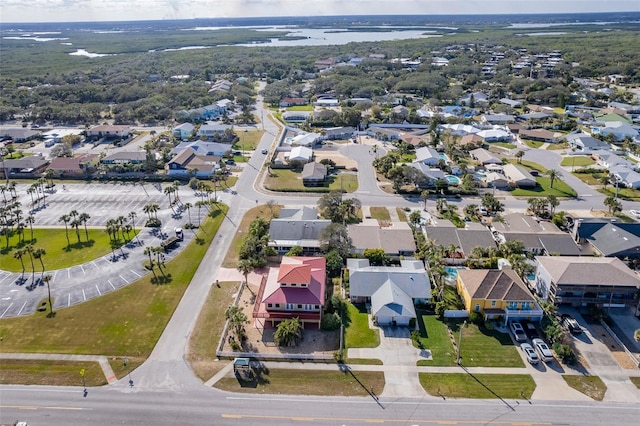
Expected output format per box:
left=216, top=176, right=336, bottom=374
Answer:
left=27, top=185, right=36, bottom=206
left=13, top=248, right=26, bottom=277
left=42, top=274, right=54, bottom=315
left=515, top=150, right=525, bottom=164
left=274, top=317, right=302, bottom=347
left=33, top=247, right=46, bottom=279
left=546, top=195, right=559, bottom=216
left=225, top=305, right=248, bottom=341
left=599, top=174, right=611, bottom=189
left=546, top=169, right=561, bottom=189
left=143, top=247, right=156, bottom=277
left=24, top=244, right=35, bottom=282
left=143, top=204, right=153, bottom=220
left=421, top=190, right=429, bottom=211
left=44, top=168, right=55, bottom=187
left=25, top=215, right=35, bottom=242
left=79, top=212, right=90, bottom=241
left=69, top=210, right=80, bottom=242
left=604, top=195, right=622, bottom=215
left=183, top=202, right=193, bottom=225
left=237, top=259, right=254, bottom=287
left=59, top=214, right=71, bottom=245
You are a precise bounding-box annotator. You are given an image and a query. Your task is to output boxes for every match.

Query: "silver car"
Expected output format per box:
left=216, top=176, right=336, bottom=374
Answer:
left=521, top=343, right=540, bottom=365
left=532, top=338, right=554, bottom=362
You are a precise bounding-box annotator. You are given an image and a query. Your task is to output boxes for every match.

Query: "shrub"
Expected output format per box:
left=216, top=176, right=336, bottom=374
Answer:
left=321, top=312, right=341, bottom=331
left=409, top=317, right=416, bottom=329
left=435, top=301, right=447, bottom=318
left=552, top=342, right=576, bottom=364
left=484, top=320, right=494, bottom=330
left=469, top=311, right=483, bottom=325
left=411, top=330, right=422, bottom=348
left=145, top=218, right=162, bottom=227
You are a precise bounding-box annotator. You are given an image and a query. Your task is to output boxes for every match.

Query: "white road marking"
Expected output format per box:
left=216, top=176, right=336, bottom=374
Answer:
left=95, top=284, right=101, bottom=296
left=80, top=265, right=85, bottom=274
left=119, top=275, right=129, bottom=284
left=17, top=300, right=28, bottom=316
left=108, top=280, right=116, bottom=290
left=67, top=293, right=71, bottom=306
left=82, top=289, right=86, bottom=301
left=130, top=270, right=142, bottom=277
left=0, top=303, right=13, bottom=318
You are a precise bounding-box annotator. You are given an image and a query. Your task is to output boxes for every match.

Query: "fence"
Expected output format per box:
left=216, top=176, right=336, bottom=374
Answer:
left=444, top=310, right=469, bottom=318
left=216, top=351, right=334, bottom=362
left=215, top=280, right=246, bottom=356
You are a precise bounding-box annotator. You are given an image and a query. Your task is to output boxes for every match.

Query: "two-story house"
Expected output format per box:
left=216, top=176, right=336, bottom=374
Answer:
left=254, top=257, right=326, bottom=329
left=456, top=268, right=543, bottom=323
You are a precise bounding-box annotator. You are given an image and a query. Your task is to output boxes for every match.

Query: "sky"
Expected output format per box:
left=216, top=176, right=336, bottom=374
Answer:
left=2, top=0, right=639, bottom=23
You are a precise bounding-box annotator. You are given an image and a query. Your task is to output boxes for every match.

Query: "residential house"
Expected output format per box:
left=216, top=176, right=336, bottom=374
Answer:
left=565, top=133, right=610, bottom=151
left=283, top=131, right=321, bottom=147
left=572, top=218, right=640, bottom=259
left=172, top=123, right=195, bottom=140
left=279, top=97, right=308, bottom=107
left=86, top=125, right=130, bottom=139
left=347, top=258, right=431, bottom=326
left=47, top=154, right=99, bottom=177
left=172, top=140, right=231, bottom=157
left=348, top=220, right=416, bottom=259
left=500, top=98, right=522, bottom=109
left=492, top=213, right=580, bottom=256
left=459, top=92, right=489, bottom=106
left=208, top=80, right=233, bottom=93
left=518, top=128, right=560, bottom=143
left=408, top=163, right=447, bottom=187
left=415, top=146, right=441, bottom=166
left=439, top=123, right=482, bottom=136
left=595, top=121, right=639, bottom=141
left=456, top=268, right=543, bottom=323
left=42, top=128, right=84, bottom=147
left=476, top=128, right=511, bottom=142
left=482, top=114, right=516, bottom=125
left=101, top=151, right=146, bottom=165
left=469, top=148, right=502, bottom=166
left=611, top=165, right=640, bottom=189
left=197, top=124, right=233, bottom=141
left=0, top=157, right=49, bottom=178
left=282, top=111, right=311, bottom=122
left=165, top=148, right=221, bottom=178
left=268, top=207, right=331, bottom=254
left=534, top=256, right=640, bottom=308
left=459, top=134, right=485, bottom=146
left=502, top=164, right=536, bottom=187
left=484, top=172, right=510, bottom=189
left=592, top=152, right=633, bottom=169
left=0, top=128, right=41, bottom=143
left=424, top=225, right=495, bottom=262
left=314, top=98, right=339, bottom=107
left=254, top=257, right=326, bottom=329
left=314, top=58, right=336, bottom=70
left=287, top=146, right=313, bottom=163
left=301, top=162, right=327, bottom=186
left=322, top=127, right=356, bottom=141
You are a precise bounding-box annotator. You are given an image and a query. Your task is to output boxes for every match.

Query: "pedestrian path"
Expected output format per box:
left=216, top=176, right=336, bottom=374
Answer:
left=0, top=352, right=118, bottom=385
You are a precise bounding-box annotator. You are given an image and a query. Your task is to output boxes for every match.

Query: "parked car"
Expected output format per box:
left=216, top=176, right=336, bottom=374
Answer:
left=521, top=343, right=540, bottom=364
left=510, top=321, right=527, bottom=342
left=522, top=321, right=539, bottom=339
left=261, top=149, right=268, bottom=154
left=630, top=210, right=640, bottom=219
left=561, top=314, right=582, bottom=334
left=532, top=338, right=554, bottom=362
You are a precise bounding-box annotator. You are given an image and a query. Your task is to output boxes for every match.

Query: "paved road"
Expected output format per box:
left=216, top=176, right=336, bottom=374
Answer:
left=2, top=383, right=640, bottom=425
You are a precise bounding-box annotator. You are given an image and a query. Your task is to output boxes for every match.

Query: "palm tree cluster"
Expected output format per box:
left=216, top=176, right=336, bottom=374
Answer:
left=225, top=305, right=248, bottom=350
left=1, top=199, right=26, bottom=248
left=527, top=195, right=559, bottom=218
left=273, top=317, right=303, bottom=347
left=317, top=191, right=361, bottom=225
left=604, top=195, right=622, bottom=215
left=143, top=203, right=160, bottom=227
left=58, top=210, right=91, bottom=246
left=238, top=217, right=271, bottom=269
left=143, top=245, right=169, bottom=281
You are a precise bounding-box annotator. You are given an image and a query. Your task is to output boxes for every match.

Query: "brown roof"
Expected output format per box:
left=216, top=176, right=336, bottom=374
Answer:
left=458, top=268, right=533, bottom=302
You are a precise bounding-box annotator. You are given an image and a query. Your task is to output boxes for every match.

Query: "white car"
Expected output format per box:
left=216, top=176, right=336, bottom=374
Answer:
left=510, top=322, right=527, bottom=342
left=532, top=338, right=554, bottom=362
left=630, top=210, right=640, bottom=219
left=521, top=343, right=540, bottom=365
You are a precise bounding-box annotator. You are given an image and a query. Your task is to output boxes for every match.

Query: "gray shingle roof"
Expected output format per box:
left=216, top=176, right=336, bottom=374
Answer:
left=371, top=280, right=417, bottom=319
left=348, top=261, right=431, bottom=299
left=536, top=256, right=640, bottom=287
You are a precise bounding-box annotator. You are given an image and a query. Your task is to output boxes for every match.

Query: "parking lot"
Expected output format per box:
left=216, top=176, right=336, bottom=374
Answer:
left=0, top=182, right=210, bottom=318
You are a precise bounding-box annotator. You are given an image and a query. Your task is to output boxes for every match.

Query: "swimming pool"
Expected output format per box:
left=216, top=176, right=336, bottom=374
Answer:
left=444, top=266, right=467, bottom=280
left=438, top=153, right=449, bottom=162
left=445, top=175, right=461, bottom=185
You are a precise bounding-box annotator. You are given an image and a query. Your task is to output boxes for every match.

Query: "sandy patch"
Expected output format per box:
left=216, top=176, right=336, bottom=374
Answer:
left=313, top=150, right=357, bottom=169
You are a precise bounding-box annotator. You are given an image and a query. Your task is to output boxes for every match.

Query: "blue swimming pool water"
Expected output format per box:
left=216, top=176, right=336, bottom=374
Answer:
left=444, top=266, right=467, bottom=280
left=445, top=175, right=461, bottom=185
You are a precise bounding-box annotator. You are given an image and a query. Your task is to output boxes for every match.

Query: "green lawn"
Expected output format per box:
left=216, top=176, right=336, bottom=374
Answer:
left=419, top=373, right=535, bottom=399
left=344, top=303, right=379, bottom=349
left=511, top=177, right=577, bottom=198
left=369, top=207, right=391, bottom=221
left=264, top=169, right=358, bottom=193
left=396, top=207, right=408, bottom=222
left=415, top=315, right=457, bottom=366
left=232, top=130, right=265, bottom=151
left=522, top=139, right=545, bottom=149
left=284, top=105, right=313, bottom=112
left=0, top=359, right=107, bottom=387
left=547, top=142, right=569, bottom=151
left=599, top=186, right=640, bottom=200
left=0, top=228, right=136, bottom=272
left=562, top=375, right=607, bottom=401
left=222, top=204, right=280, bottom=268
left=215, top=368, right=385, bottom=397
left=572, top=171, right=604, bottom=185
left=492, top=142, right=516, bottom=149
left=560, top=156, right=595, bottom=167
left=454, top=321, right=524, bottom=367
left=630, top=377, right=640, bottom=389
left=0, top=205, right=227, bottom=358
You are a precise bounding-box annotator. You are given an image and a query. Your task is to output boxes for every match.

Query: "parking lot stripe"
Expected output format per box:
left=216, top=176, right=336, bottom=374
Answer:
left=81, top=265, right=85, bottom=274
left=108, top=280, right=116, bottom=290
left=1, top=303, right=13, bottom=318
left=130, top=270, right=142, bottom=278
left=95, top=284, right=101, bottom=296
left=17, top=300, right=28, bottom=316
left=82, top=289, right=86, bottom=301
left=119, top=275, right=129, bottom=284
left=0, top=273, right=14, bottom=284
left=67, top=294, right=71, bottom=307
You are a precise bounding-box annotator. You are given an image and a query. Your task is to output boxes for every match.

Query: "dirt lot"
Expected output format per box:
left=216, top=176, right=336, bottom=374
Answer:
left=221, top=281, right=339, bottom=356
left=590, top=324, right=640, bottom=370
left=313, top=148, right=357, bottom=169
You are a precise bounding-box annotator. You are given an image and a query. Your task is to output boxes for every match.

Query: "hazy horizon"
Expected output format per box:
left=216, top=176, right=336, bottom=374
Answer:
left=2, top=0, right=639, bottom=24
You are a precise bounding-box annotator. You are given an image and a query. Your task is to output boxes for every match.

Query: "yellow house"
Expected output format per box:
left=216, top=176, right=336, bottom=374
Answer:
left=456, top=268, right=543, bottom=323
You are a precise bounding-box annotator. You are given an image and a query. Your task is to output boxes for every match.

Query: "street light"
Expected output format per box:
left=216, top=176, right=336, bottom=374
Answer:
left=457, top=320, right=467, bottom=365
